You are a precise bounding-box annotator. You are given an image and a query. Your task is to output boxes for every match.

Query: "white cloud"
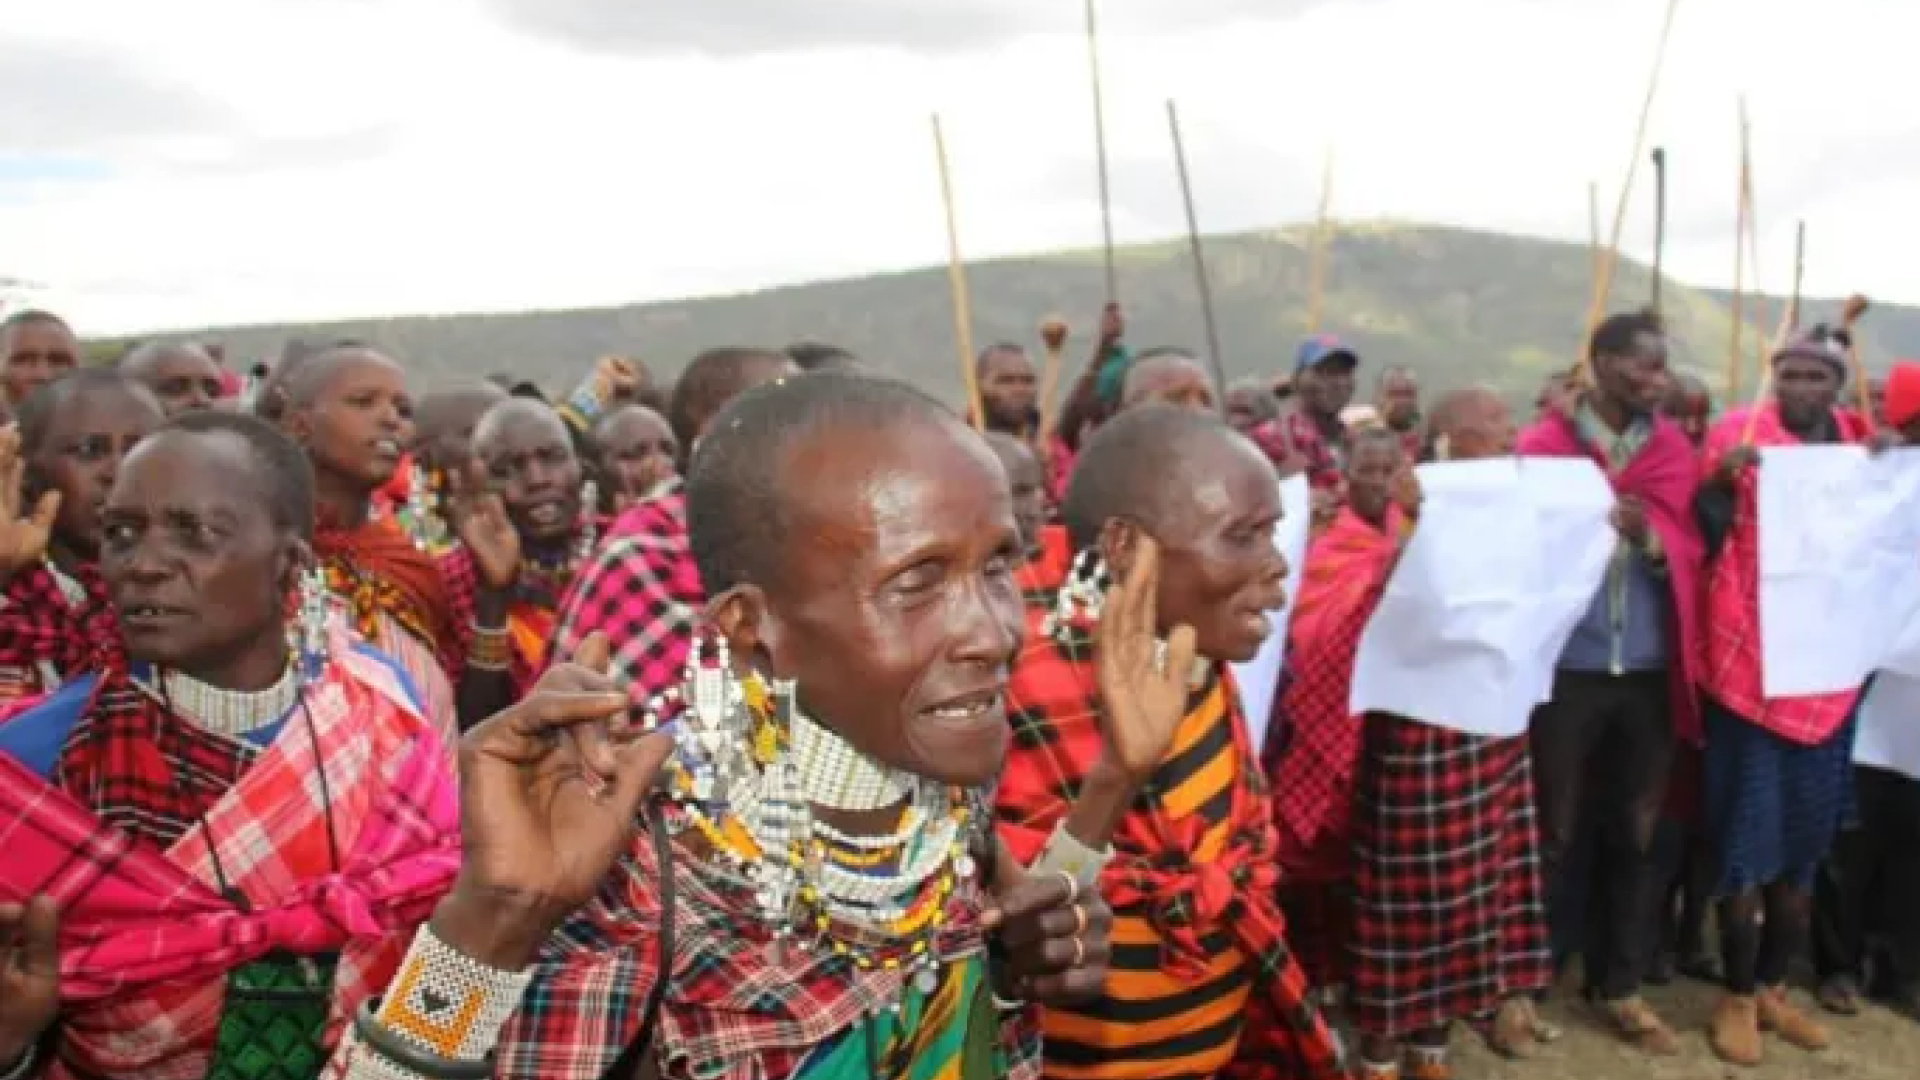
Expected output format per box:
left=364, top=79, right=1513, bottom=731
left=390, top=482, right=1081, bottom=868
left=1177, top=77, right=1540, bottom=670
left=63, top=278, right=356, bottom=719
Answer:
left=1, top=0, right=1915, bottom=336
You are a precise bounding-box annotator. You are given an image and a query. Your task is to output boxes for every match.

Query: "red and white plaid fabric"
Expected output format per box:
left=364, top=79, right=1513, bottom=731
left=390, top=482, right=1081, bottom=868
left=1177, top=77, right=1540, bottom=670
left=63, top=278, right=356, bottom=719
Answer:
left=1699, top=403, right=1868, bottom=744
left=0, top=640, right=460, bottom=1080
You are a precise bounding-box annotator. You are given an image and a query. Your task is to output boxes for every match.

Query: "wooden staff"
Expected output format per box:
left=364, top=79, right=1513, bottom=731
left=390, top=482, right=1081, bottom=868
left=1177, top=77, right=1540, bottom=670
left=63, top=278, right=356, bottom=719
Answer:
left=1588, top=180, right=1602, bottom=293
left=1085, top=0, right=1116, bottom=304
left=1036, top=316, right=1068, bottom=445
left=1843, top=294, right=1874, bottom=422
left=1788, top=220, right=1807, bottom=331
left=1650, top=146, right=1668, bottom=312
left=1575, top=0, right=1684, bottom=378
left=1307, top=145, right=1335, bottom=333
left=1166, top=100, right=1229, bottom=392
left=931, top=113, right=983, bottom=426
left=1726, top=98, right=1751, bottom=401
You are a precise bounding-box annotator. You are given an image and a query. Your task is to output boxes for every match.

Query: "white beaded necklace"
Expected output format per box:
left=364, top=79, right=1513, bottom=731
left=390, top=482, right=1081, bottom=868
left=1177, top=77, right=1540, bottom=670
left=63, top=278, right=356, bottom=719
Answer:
left=140, top=662, right=301, bottom=738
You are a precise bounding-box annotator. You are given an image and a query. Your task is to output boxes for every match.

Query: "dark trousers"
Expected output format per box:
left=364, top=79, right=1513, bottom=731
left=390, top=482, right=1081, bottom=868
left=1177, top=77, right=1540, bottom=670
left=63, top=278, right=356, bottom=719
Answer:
left=1531, top=669, right=1676, bottom=1001
left=1813, top=765, right=1920, bottom=996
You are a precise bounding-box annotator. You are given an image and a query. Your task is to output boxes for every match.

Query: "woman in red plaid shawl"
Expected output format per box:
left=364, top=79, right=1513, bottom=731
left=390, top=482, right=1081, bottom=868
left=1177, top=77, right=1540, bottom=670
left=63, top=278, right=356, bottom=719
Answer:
left=437, top=398, right=606, bottom=725
left=1347, top=387, right=1551, bottom=1080
left=0, top=411, right=460, bottom=1080
left=1270, top=427, right=1414, bottom=990
left=996, top=404, right=1344, bottom=1080
left=0, top=370, right=164, bottom=706
left=335, top=374, right=1149, bottom=1080
left=271, top=346, right=464, bottom=736
left=1694, top=326, right=1874, bottom=1067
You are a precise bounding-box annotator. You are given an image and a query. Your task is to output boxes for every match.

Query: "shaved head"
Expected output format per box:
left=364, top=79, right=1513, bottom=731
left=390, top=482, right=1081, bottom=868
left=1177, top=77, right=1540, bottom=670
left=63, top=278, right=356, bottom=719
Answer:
left=1428, top=384, right=1514, bottom=461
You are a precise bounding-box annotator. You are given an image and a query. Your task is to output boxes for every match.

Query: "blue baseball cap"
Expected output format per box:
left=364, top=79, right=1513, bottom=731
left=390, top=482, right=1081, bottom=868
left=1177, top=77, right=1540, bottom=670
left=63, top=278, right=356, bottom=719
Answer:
left=1295, top=334, right=1359, bottom=374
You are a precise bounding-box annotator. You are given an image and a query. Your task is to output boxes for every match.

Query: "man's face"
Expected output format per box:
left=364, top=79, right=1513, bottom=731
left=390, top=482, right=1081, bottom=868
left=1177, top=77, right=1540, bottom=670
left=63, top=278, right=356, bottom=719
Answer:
left=979, top=347, right=1037, bottom=429
left=1377, top=372, right=1419, bottom=429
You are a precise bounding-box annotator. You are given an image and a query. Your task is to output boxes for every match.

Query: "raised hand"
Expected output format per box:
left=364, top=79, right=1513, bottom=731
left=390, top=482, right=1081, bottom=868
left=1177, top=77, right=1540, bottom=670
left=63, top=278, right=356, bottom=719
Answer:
left=1092, top=536, right=1198, bottom=782
left=430, top=633, right=673, bottom=970
left=0, top=425, right=60, bottom=583
left=448, top=461, right=521, bottom=590
left=0, top=895, right=59, bottom=1067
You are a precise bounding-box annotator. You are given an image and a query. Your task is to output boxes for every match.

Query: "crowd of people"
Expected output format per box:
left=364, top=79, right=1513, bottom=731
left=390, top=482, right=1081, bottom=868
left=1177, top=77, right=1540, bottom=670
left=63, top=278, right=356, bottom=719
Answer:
left=0, top=299, right=1912, bottom=1080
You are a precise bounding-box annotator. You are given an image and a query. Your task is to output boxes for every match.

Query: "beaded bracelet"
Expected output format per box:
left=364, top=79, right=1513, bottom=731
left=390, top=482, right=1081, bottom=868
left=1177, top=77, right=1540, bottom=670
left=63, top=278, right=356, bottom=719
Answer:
left=466, top=623, right=511, bottom=672
left=1028, top=820, right=1112, bottom=893
left=369, top=923, right=532, bottom=1063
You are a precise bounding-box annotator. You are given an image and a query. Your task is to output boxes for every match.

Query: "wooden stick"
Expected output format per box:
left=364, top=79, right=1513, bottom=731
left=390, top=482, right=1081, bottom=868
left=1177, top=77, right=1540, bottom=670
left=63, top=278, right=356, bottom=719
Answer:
left=1575, top=0, right=1683, bottom=377
left=931, top=114, right=983, bottom=427
left=1307, top=145, right=1335, bottom=333
left=1588, top=180, right=1602, bottom=286
left=1843, top=294, right=1874, bottom=423
left=1726, top=99, right=1750, bottom=401
left=1741, top=100, right=1769, bottom=404
left=1650, top=146, right=1667, bottom=312
left=1166, top=100, right=1229, bottom=393
left=1036, top=317, right=1068, bottom=446
left=1085, top=0, right=1116, bottom=304
left=1788, top=220, right=1806, bottom=331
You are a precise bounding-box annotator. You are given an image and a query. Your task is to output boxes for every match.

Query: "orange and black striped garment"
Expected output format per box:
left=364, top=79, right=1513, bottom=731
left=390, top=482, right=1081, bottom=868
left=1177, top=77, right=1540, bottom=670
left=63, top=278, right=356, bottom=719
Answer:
left=993, top=600, right=1343, bottom=1080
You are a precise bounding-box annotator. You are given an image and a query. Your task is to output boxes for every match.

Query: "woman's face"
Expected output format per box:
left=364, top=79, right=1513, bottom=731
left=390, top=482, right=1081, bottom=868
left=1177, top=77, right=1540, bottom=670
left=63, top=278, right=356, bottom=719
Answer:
left=719, top=417, right=1025, bottom=787
left=595, top=406, right=679, bottom=509
left=99, top=430, right=298, bottom=686
left=30, top=384, right=164, bottom=557
left=288, top=351, right=412, bottom=492
left=1344, top=435, right=1402, bottom=523
left=478, top=403, right=584, bottom=545
left=1108, top=434, right=1286, bottom=663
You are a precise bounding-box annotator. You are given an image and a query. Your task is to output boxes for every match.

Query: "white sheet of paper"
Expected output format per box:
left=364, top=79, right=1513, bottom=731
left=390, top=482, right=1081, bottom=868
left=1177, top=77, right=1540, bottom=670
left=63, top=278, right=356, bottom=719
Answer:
left=1231, top=473, right=1313, bottom=753
left=1854, top=672, right=1920, bottom=781
left=1759, top=446, right=1920, bottom=696
left=1350, top=457, right=1615, bottom=739
left=1509, top=457, right=1620, bottom=722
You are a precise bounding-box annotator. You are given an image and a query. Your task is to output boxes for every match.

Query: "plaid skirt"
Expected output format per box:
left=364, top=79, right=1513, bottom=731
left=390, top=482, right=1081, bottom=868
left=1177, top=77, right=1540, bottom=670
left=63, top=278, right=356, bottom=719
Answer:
left=1349, top=713, right=1553, bottom=1039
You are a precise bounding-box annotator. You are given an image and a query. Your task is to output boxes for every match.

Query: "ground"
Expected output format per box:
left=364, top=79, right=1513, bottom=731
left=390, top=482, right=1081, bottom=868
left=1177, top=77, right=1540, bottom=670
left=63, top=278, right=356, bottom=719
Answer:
left=1439, top=979, right=1920, bottom=1079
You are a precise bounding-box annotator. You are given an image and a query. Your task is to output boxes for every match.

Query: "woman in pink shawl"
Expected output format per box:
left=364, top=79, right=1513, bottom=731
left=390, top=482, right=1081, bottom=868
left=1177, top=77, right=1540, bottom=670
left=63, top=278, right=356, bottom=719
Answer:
left=0, top=411, right=458, bottom=1080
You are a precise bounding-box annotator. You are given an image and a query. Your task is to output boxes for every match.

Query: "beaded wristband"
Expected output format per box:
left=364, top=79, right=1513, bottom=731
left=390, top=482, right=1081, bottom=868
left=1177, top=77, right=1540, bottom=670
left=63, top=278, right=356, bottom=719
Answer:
left=0, top=1047, right=33, bottom=1080
left=1028, top=820, right=1112, bottom=893
left=368, top=922, right=532, bottom=1064
left=466, top=623, right=511, bottom=673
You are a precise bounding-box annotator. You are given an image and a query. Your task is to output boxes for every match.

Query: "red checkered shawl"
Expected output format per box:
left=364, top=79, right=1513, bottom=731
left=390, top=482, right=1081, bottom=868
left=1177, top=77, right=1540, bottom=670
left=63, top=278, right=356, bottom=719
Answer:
left=548, top=493, right=703, bottom=708
left=1518, top=409, right=1709, bottom=743
left=1016, top=525, right=1072, bottom=604
left=441, top=516, right=606, bottom=697
left=996, top=603, right=1343, bottom=1080
left=486, top=801, right=1039, bottom=1080
left=1272, top=505, right=1404, bottom=873
left=1699, top=403, right=1870, bottom=744
left=0, top=640, right=460, bottom=1080
left=0, top=560, right=113, bottom=704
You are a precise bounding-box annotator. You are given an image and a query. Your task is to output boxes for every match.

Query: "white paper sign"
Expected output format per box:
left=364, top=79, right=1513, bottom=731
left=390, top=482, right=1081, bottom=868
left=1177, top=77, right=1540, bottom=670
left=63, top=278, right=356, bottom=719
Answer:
left=1854, top=673, right=1920, bottom=781
left=1231, top=473, right=1313, bottom=753
left=1758, top=446, right=1920, bottom=697
left=1349, top=457, right=1615, bottom=739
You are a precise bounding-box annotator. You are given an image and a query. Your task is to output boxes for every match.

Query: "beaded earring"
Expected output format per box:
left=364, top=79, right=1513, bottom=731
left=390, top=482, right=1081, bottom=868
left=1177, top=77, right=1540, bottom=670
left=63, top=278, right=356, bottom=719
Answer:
left=405, top=460, right=434, bottom=550
left=575, top=480, right=599, bottom=560
left=295, top=565, right=331, bottom=683
left=1042, top=549, right=1110, bottom=641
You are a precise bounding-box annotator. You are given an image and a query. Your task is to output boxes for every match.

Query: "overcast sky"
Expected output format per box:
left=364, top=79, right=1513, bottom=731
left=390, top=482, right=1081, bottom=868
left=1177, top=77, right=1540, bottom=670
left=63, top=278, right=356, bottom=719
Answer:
left=2, top=0, right=1914, bottom=335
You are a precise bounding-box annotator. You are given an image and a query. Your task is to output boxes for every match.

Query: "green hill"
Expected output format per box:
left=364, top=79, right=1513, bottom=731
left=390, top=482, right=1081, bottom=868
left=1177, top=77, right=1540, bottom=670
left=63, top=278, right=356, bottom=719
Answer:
left=96, top=222, right=1919, bottom=407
